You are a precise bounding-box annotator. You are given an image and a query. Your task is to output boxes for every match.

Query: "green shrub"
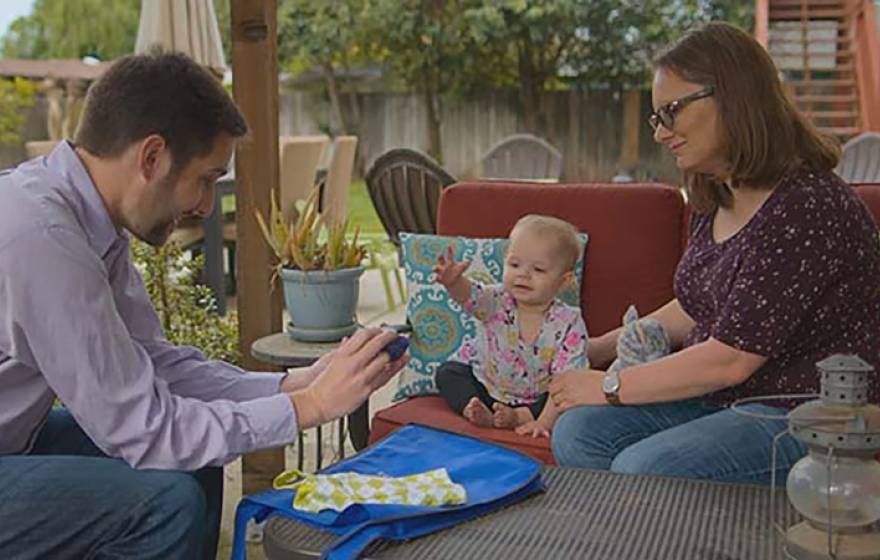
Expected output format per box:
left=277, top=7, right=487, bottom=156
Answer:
left=131, top=239, right=241, bottom=365
left=0, top=77, right=36, bottom=145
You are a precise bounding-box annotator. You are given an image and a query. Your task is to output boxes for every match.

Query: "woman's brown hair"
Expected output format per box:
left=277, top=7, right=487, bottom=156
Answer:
left=654, top=22, right=840, bottom=212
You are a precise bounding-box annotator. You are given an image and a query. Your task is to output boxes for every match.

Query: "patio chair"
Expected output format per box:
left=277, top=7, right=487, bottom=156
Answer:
left=480, top=133, right=562, bottom=181
left=836, top=132, right=880, bottom=183
left=279, top=135, right=329, bottom=223
left=24, top=140, right=59, bottom=159
left=320, top=135, right=358, bottom=226
left=365, top=148, right=456, bottom=247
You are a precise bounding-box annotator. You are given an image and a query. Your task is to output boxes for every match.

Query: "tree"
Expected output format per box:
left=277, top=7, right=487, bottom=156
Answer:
left=366, top=0, right=469, bottom=161
left=563, top=0, right=754, bottom=89
left=1, top=0, right=140, bottom=61
left=278, top=0, right=367, bottom=137
left=461, top=0, right=753, bottom=135
left=699, top=0, right=755, bottom=32
left=462, top=0, right=586, bottom=134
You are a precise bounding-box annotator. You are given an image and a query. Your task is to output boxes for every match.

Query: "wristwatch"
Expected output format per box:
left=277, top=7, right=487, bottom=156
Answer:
left=602, top=369, right=623, bottom=406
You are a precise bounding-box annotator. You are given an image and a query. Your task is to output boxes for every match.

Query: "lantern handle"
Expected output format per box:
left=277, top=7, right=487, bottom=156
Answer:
left=770, top=427, right=789, bottom=539
left=730, top=394, right=865, bottom=425
left=729, top=393, right=818, bottom=420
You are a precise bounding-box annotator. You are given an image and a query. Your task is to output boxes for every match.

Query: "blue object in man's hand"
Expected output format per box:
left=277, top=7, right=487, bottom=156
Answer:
left=383, top=335, right=409, bottom=360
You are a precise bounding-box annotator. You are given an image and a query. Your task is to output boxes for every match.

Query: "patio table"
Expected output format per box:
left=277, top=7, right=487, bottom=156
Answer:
left=251, top=332, right=370, bottom=470
left=262, top=466, right=799, bottom=559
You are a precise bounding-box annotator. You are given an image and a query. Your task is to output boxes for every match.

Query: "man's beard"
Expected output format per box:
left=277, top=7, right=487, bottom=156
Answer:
left=141, top=216, right=176, bottom=247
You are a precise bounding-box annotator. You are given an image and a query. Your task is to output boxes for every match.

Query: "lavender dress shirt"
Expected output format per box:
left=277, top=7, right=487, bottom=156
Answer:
left=0, top=142, right=297, bottom=469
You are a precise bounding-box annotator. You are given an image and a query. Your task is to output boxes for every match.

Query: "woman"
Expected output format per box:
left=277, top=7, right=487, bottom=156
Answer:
left=549, top=21, right=880, bottom=483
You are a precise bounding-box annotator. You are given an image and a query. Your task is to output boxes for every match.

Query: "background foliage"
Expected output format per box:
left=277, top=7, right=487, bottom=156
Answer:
left=0, top=77, right=37, bottom=145
left=131, top=239, right=241, bottom=365
left=1, top=0, right=140, bottom=60
left=274, top=0, right=753, bottom=161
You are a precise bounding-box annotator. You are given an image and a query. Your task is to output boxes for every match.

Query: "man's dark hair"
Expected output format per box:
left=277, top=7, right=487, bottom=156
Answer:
left=75, top=50, right=247, bottom=170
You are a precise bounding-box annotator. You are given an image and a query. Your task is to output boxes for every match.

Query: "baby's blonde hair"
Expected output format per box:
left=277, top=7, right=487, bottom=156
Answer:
left=509, top=214, right=581, bottom=272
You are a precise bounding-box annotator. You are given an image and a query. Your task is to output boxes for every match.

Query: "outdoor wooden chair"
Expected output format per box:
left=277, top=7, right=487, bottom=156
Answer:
left=24, top=140, right=59, bottom=158
left=320, top=135, right=358, bottom=226
left=279, top=135, right=329, bottom=223
left=836, top=132, right=880, bottom=183
left=480, top=133, right=563, bottom=181
left=365, top=148, right=456, bottom=247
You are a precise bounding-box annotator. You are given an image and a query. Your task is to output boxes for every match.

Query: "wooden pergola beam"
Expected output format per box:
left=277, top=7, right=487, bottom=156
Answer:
left=230, top=0, right=285, bottom=495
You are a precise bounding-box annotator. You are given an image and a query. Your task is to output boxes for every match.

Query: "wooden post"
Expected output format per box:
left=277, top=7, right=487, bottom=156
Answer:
left=231, top=0, right=285, bottom=495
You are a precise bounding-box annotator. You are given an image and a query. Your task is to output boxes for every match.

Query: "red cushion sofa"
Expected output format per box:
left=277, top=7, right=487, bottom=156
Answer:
left=368, top=181, right=880, bottom=464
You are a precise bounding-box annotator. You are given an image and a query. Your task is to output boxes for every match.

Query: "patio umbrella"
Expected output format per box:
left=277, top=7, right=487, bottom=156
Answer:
left=135, top=0, right=226, bottom=76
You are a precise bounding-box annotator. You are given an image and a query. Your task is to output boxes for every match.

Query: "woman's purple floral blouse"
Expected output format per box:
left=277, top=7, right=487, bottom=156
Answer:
left=675, top=166, right=880, bottom=408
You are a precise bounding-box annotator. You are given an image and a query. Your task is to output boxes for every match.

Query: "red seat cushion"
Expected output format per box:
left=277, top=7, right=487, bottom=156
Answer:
left=853, top=184, right=880, bottom=223
left=369, top=396, right=555, bottom=465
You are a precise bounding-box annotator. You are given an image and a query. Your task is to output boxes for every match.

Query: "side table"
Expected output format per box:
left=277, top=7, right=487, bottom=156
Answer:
left=251, top=332, right=370, bottom=470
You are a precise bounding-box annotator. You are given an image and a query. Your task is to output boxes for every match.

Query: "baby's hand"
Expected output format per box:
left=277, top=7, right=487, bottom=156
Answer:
left=432, top=246, right=470, bottom=288
left=515, top=419, right=551, bottom=439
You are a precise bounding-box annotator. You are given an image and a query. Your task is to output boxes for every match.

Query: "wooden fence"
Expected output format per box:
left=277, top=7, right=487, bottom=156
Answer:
left=279, top=87, right=681, bottom=184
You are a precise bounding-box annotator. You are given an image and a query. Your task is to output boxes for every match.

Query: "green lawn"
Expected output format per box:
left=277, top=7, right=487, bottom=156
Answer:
left=219, top=179, right=385, bottom=238
left=347, top=179, right=385, bottom=236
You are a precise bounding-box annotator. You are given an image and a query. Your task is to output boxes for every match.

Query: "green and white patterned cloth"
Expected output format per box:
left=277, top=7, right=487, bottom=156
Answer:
left=273, top=468, right=468, bottom=513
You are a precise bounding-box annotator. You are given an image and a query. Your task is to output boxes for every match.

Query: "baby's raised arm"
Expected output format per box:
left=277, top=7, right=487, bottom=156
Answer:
left=432, top=245, right=471, bottom=304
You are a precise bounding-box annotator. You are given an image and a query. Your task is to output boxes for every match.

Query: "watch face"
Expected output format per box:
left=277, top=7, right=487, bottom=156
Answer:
left=603, top=372, right=620, bottom=394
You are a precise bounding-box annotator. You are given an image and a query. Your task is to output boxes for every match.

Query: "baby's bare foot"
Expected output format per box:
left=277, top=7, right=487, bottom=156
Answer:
left=492, top=403, right=535, bottom=429
left=463, top=397, right=493, bottom=427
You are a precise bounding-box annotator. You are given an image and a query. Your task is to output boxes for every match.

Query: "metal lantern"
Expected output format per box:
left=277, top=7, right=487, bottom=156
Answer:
left=785, top=354, right=880, bottom=559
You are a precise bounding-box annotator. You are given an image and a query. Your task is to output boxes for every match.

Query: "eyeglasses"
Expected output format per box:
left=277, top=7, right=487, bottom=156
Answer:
left=648, top=86, right=714, bottom=132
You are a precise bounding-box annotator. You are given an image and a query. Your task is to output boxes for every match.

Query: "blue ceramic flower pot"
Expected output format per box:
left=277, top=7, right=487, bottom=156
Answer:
left=280, top=266, right=365, bottom=342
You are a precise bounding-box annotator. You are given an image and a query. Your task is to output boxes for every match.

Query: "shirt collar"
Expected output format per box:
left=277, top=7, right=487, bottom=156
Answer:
left=46, top=141, right=123, bottom=258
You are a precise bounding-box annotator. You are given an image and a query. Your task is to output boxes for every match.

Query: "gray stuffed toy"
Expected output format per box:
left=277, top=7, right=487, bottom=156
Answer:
left=608, top=305, right=671, bottom=373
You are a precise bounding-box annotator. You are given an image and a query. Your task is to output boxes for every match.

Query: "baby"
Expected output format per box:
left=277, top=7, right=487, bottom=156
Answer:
left=433, top=214, right=588, bottom=438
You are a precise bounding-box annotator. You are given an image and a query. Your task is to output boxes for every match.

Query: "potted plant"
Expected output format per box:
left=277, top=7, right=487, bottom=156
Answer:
left=256, top=189, right=367, bottom=342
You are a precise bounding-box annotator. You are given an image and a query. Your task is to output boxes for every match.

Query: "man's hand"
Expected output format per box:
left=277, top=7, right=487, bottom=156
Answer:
left=549, top=369, right=606, bottom=412
left=289, top=328, right=407, bottom=429
left=280, top=348, right=337, bottom=393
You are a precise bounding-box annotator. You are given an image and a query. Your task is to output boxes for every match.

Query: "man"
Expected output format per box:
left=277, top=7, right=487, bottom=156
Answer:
left=0, top=52, right=405, bottom=559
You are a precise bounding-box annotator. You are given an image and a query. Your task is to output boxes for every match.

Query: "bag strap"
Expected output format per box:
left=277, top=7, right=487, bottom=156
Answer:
left=231, top=498, right=272, bottom=560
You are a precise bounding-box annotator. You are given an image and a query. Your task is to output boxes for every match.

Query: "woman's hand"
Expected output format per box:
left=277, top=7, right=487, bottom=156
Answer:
left=549, top=369, right=607, bottom=412
left=515, top=419, right=552, bottom=439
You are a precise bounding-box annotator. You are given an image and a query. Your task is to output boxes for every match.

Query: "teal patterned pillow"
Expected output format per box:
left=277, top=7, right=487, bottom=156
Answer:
left=393, top=231, right=588, bottom=401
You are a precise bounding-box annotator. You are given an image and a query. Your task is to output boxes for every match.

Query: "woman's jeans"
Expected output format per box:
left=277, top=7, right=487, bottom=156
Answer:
left=551, top=399, right=807, bottom=484
left=0, top=408, right=222, bottom=560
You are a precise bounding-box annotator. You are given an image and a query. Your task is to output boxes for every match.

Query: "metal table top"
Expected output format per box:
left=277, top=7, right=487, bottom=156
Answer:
left=263, top=466, right=799, bottom=559
left=251, top=332, right=342, bottom=368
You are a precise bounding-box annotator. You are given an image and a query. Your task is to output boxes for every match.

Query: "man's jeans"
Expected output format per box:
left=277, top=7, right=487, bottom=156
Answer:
left=551, top=399, right=807, bottom=484
left=0, top=409, right=222, bottom=559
